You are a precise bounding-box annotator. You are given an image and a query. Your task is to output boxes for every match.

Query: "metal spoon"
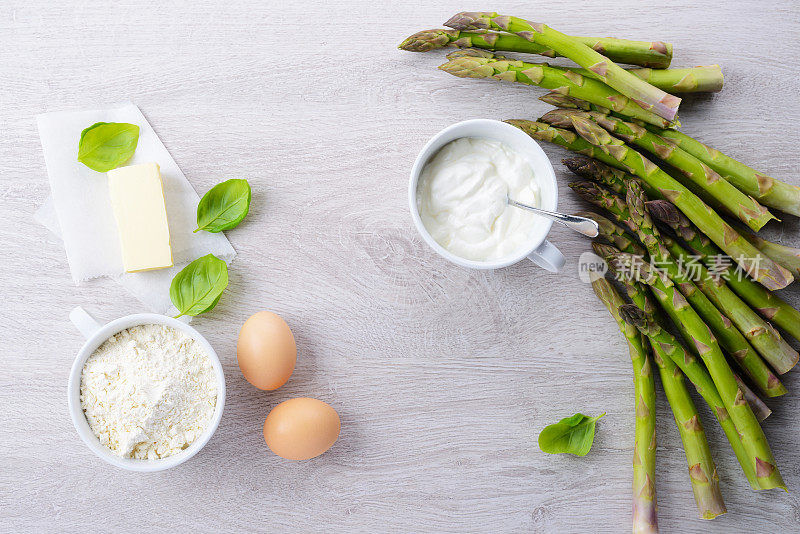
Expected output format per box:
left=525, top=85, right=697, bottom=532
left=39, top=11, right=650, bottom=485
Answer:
left=506, top=197, right=599, bottom=237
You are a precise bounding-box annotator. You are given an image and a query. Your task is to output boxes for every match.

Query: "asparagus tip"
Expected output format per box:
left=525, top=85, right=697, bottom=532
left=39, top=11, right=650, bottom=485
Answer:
left=562, top=157, right=598, bottom=180
left=398, top=29, right=456, bottom=52
left=619, top=304, right=645, bottom=328
left=644, top=200, right=680, bottom=226
left=444, top=12, right=489, bottom=31
left=591, top=241, right=619, bottom=261
left=540, top=109, right=584, bottom=129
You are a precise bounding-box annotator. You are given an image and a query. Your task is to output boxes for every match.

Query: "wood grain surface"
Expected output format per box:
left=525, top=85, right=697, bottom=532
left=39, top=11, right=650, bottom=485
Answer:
left=2, top=1, right=800, bottom=532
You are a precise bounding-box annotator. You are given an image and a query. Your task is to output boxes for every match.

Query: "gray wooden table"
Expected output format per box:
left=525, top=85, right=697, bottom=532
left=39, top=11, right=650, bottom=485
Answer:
left=2, top=1, right=799, bottom=532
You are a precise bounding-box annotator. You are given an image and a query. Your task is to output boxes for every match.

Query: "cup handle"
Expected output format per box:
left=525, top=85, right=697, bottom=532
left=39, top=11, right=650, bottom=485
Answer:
left=70, top=306, right=102, bottom=340
left=527, top=240, right=566, bottom=273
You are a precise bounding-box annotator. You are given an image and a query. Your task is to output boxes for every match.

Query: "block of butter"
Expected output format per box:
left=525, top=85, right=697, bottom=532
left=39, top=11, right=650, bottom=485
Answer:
left=107, top=162, right=173, bottom=272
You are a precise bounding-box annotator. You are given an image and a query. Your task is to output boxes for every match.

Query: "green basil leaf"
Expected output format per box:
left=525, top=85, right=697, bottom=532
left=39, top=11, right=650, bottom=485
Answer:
left=195, top=179, right=252, bottom=233
left=538, top=412, right=605, bottom=456
left=77, top=122, right=140, bottom=172
left=169, top=254, right=229, bottom=318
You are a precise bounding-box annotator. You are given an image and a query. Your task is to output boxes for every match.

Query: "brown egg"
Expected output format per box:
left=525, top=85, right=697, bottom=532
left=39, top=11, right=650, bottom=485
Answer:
left=263, top=398, right=341, bottom=460
left=237, top=311, right=296, bottom=390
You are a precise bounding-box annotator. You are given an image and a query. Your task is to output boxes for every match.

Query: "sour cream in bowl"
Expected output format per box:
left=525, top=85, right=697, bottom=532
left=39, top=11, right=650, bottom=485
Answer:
left=416, top=137, right=540, bottom=262
left=409, top=119, right=564, bottom=272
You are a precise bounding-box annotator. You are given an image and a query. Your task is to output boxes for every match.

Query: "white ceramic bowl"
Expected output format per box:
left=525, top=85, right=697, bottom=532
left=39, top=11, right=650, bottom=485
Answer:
left=67, top=307, right=226, bottom=472
left=409, top=119, right=565, bottom=272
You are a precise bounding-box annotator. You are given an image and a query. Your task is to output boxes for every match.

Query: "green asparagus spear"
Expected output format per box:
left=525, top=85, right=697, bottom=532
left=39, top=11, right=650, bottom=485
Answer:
left=530, top=116, right=793, bottom=289
left=438, top=48, right=717, bottom=96
left=399, top=28, right=674, bottom=68
left=439, top=53, right=672, bottom=128
left=572, top=180, right=786, bottom=396
left=445, top=12, right=681, bottom=121
left=590, top=276, right=658, bottom=533
left=651, top=339, right=727, bottom=518
left=594, top=243, right=759, bottom=490
left=564, top=64, right=720, bottom=94
left=647, top=199, right=800, bottom=347
left=604, top=250, right=786, bottom=490
left=542, top=109, right=775, bottom=231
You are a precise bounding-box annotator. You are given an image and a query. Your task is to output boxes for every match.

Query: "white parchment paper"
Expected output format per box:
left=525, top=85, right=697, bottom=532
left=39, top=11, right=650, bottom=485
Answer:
left=35, top=103, right=236, bottom=314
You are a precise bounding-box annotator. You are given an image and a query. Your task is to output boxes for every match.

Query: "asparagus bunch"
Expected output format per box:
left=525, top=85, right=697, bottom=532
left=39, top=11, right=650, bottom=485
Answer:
left=568, top=162, right=797, bottom=373
left=661, top=235, right=798, bottom=378
left=623, top=281, right=726, bottom=519
left=399, top=28, right=674, bottom=68
left=506, top=119, right=794, bottom=289
left=541, top=109, right=775, bottom=231
left=584, top=177, right=789, bottom=490
left=595, top=247, right=731, bottom=518
left=571, top=179, right=787, bottom=397
left=647, top=199, right=800, bottom=350
left=642, top=124, right=800, bottom=216
left=605, top=250, right=786, bottom=490
left=591, top=276, right=658, bottom=533
left=444, top=12, right=681, bottom=121
left=541, top=92, right=800, bottom=216
left=592, top=244, right=760, bottom=490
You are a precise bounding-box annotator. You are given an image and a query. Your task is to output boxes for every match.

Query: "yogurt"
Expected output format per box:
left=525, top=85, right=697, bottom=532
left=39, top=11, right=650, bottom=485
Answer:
left=416, top=137, right=540, bottom=261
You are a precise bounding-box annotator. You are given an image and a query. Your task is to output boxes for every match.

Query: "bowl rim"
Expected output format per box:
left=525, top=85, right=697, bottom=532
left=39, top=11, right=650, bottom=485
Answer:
left=408, top=118, right=558, bottom=270
left=67, top=313, right=226, bottom=472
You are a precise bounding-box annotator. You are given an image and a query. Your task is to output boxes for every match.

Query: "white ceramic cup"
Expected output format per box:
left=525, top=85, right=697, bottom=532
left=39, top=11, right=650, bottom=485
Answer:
left=408, top=119, right=565, bottom=272
left=67, top=307, right=226, bottom=472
